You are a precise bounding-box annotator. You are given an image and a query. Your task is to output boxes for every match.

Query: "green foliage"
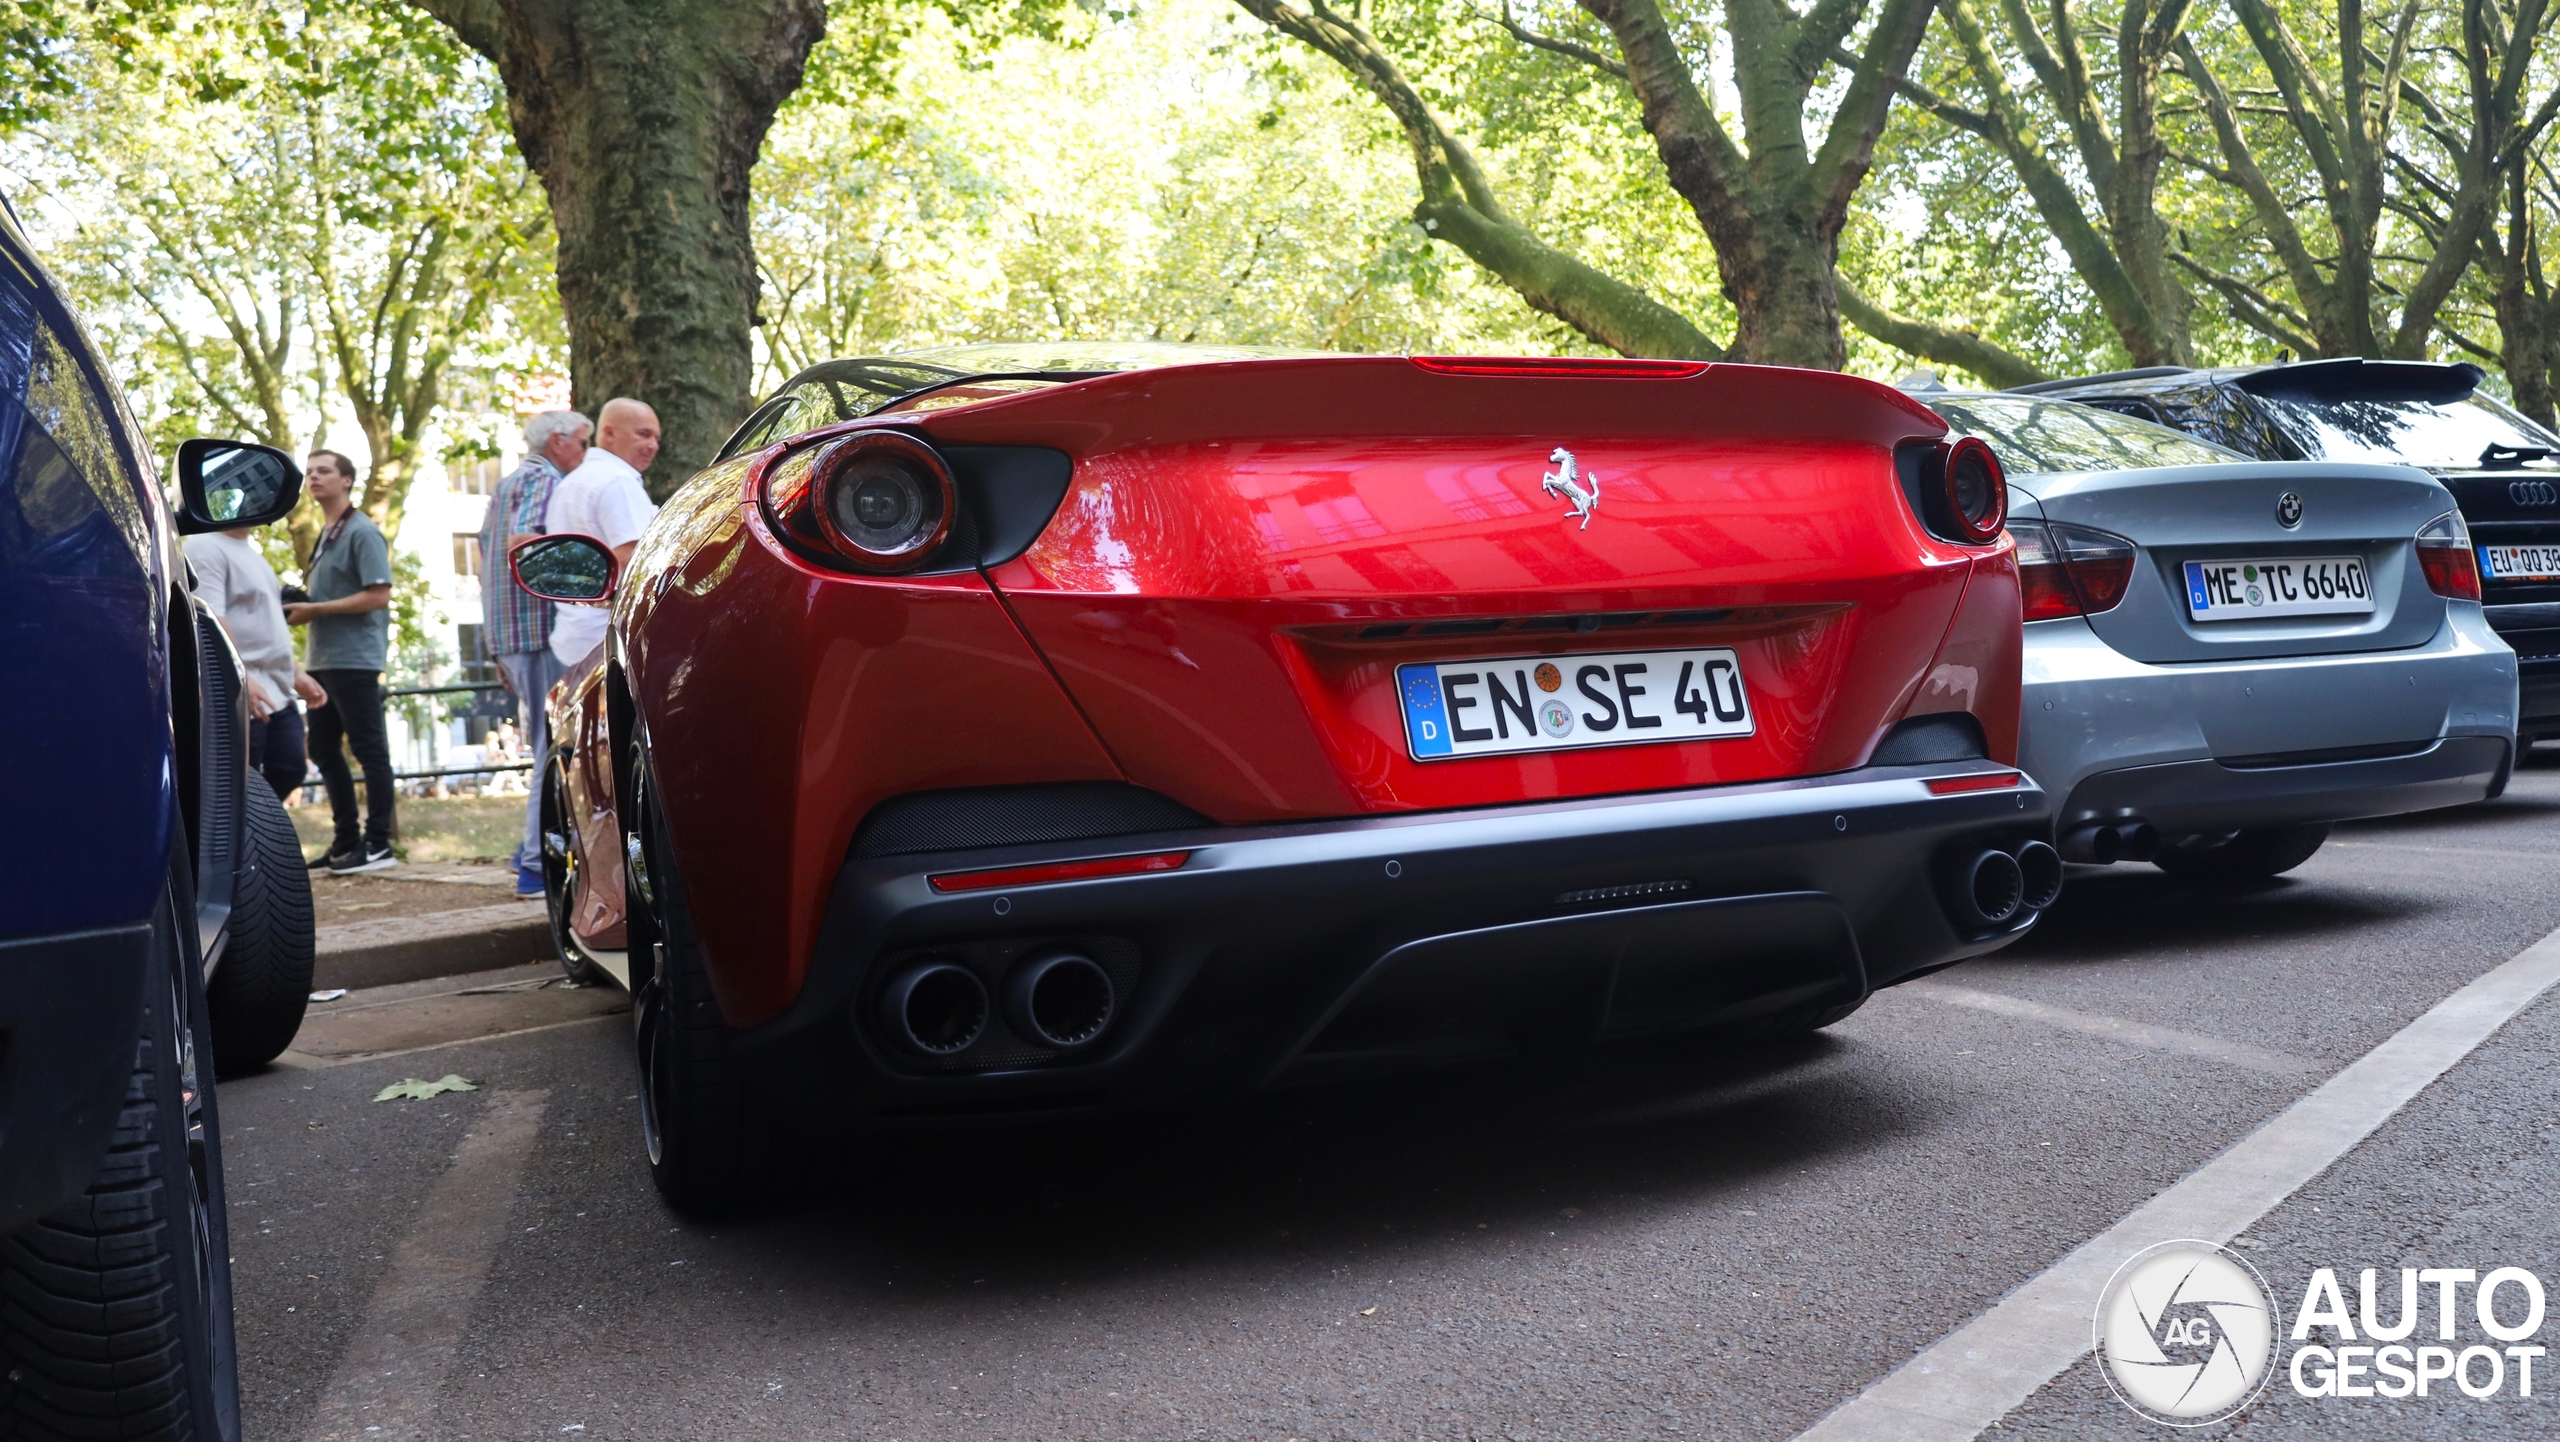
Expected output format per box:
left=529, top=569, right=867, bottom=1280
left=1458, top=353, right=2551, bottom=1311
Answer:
left=753, top=0, right=1580, bottom=377
left=3, top=0, right=559, bottom=546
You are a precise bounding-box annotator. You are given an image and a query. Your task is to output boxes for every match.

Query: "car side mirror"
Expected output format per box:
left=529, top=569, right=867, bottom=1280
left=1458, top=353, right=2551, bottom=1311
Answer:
left=174, top=438, right=303, bottom=535
left=510, top=533, right=617, bottom=605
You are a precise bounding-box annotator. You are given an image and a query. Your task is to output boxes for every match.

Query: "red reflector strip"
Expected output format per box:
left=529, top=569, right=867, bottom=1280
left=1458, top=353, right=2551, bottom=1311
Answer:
left=1408, top=356, right=1709, bottom=380
left=1925, top=772, right=2023, bottom=795
left=929, top=850, right=1191, bottom=893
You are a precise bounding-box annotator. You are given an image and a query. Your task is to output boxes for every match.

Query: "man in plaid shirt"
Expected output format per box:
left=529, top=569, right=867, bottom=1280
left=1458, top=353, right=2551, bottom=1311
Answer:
left=480, top=409, right=591, bottom=896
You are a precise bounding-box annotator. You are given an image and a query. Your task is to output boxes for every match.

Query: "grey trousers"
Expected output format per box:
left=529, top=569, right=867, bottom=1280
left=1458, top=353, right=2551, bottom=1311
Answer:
left=495, top=648, right=563, bottom=871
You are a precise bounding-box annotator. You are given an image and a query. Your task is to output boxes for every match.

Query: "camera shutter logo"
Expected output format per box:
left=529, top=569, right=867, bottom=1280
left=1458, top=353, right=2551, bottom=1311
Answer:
left=2510, top=479, right=2557, bottom=507
left=2095, top=1240, right=2280, bottom=1425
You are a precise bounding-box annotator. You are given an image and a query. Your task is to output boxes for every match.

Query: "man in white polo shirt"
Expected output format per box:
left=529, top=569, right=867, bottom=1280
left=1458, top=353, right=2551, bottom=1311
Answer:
left=544, top=396, right=661, bottom=668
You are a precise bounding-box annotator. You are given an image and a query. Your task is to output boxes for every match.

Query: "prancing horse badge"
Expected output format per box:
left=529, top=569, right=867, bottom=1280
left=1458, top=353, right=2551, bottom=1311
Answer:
left=1543, top=447, right=1600, bottom=529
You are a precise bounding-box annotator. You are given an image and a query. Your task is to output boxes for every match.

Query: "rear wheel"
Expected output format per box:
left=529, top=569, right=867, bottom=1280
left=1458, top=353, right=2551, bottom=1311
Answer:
left=540, top=759, right=609, bottom=987
left=205, top=779, right=314, bottom=1076
left=2153, top=824, right=2331, bottom=880
left=626, top=753, right=807, bottom=1215
left=0, top=866, right=239, bottom=1441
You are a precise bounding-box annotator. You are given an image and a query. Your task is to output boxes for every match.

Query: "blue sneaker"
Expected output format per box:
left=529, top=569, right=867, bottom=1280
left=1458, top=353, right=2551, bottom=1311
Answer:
left=515, top=862, right=545, bottom=899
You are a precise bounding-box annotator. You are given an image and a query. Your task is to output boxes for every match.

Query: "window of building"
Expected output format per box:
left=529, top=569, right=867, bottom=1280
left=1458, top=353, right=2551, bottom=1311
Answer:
left=453, top=533, right=482, bottom=578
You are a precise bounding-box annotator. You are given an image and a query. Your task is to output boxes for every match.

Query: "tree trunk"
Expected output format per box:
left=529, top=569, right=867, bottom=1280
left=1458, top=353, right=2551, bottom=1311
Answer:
left=407, top=0, right=826, bottom=497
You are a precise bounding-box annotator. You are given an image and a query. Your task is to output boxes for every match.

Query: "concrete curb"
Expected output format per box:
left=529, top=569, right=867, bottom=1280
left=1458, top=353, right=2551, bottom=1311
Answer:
left=315, top=902, right=554, bottom=991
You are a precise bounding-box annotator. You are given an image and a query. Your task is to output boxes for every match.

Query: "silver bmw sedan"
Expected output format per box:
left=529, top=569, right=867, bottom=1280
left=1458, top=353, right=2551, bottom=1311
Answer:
left=1928, top=390, right=2518, bottom=879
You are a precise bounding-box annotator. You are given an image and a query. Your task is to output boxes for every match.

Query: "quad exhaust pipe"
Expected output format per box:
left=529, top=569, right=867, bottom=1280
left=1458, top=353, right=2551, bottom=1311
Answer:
left=2059, top=819, right=2161, bottom=864
left=880, top=950, right=1119, bottom=1057
left=1941, top=839, right=2065, bottom=932
left=881, top=961, right=990, bottom=1056
left=1004, top=950, right=1116, bottom=1051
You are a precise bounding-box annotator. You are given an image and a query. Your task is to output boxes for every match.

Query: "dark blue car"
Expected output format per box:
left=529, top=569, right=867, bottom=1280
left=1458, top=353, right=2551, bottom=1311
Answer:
left=0, top=196, right=313, bottom=1439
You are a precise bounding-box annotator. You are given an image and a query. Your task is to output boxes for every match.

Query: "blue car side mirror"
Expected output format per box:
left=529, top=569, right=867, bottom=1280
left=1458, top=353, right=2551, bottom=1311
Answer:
left=174, top=438, right=303, bottom=534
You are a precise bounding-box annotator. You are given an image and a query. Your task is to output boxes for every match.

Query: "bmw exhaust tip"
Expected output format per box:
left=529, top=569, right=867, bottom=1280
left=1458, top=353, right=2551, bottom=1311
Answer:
left=2060, top=825, right=2121, bottom=865
left=1004, top=950, right=1116, bottom=1051
left=1944, top=848, right=2026, bottom=930
left=882, top=961, right=989, bottom=1056
left=2014, top=840, right=2064, bottom=912
left=2109, top=821, right=2162, bottom=863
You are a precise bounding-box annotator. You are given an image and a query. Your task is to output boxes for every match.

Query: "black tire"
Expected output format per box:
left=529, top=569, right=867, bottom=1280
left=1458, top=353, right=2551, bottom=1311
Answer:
left=0, top=870, right=240, bottom=1441
left=2153, top=824, right=2331, bottom=880
left=540, top=759, right=609, bottom=987
left=204, top=779, right=314, bottom=1077
left=626, top=754, right=806, bottom=1215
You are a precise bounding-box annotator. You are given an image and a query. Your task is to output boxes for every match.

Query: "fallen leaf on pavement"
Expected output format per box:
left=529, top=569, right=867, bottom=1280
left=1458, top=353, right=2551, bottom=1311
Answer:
left=373, top=1074, right=478, bottom=1102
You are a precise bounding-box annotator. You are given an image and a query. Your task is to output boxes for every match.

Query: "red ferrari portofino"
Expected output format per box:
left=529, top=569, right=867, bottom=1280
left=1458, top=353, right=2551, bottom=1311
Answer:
left=515, top=343, right=2056, bottom=1210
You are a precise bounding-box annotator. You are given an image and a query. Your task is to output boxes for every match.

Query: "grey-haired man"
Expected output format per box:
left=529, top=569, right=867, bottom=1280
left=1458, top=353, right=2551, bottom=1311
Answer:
left=479, top=409, right=591, bottom=896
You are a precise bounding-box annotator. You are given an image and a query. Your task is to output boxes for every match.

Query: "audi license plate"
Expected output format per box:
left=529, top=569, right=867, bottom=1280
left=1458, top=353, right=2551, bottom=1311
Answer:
left=2183, top=556, right=2373, bottom=622
left=2481, top=544, right=2560, bottom=581
left=1396, top=647, right=1753, bottom=761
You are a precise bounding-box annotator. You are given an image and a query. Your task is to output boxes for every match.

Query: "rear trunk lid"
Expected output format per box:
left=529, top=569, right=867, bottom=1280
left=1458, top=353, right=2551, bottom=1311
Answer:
left=2015, top=460, right=2455, bottom=665
left=915, top=357, right=1992, bottom=824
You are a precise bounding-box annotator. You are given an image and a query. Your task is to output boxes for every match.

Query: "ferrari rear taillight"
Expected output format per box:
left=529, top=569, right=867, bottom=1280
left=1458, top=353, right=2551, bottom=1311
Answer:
left=760, top=430, right=955, bottom=572
left=1942, top=437, right=2007, bottom=542
left=2010, top=520, right=2137, bottom=619
left=2415, top=509, right=2482, bottom=601
left=1896, top=435, right=2008, bottom=545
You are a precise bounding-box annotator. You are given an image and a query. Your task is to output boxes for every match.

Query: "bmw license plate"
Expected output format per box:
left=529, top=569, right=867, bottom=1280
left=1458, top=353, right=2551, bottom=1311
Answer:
left=2182, top=556, right=2373, bottom=622
left=1396, top=647, right=1754, bottom=761
left=2481, top=544, right=2560, bottom=580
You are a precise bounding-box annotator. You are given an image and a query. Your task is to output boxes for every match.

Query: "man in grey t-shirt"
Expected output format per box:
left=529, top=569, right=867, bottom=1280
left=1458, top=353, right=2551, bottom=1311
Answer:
left=283, top=450, right=398, bottom=872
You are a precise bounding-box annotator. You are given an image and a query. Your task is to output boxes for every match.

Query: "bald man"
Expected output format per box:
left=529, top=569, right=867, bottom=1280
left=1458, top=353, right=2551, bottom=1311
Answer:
left=544, top=397, right=662, bottom=667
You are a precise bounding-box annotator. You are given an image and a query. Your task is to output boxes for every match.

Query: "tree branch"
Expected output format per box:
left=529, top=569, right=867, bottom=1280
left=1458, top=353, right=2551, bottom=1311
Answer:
left=1837, top=278, right=2051, bottom=387
left=1494, top=1, right=1626, bottom=79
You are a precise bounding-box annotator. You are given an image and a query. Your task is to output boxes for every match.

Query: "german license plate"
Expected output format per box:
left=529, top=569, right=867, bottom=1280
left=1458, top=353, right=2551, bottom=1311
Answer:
left=1396, top=647, right=1754, bottom=761
left=2182, top=556, right=2373, bottom=622
left=2481, top=544, right=2560, bottom=580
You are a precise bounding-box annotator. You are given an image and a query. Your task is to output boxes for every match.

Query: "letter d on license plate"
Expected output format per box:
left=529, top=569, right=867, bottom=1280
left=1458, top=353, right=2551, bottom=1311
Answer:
left=1397, top=647, right=1755, bottom=761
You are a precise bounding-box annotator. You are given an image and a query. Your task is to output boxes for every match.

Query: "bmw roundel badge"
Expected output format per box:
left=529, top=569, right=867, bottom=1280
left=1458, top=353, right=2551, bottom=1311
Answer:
left=2275, top=491, right=2304, bottom=528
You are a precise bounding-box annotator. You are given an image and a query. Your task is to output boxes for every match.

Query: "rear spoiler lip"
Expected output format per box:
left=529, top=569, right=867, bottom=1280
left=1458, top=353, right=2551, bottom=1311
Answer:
left=2232, top=357, right=2484, bottom=404
left=908, top=354, right=1951, bottom=453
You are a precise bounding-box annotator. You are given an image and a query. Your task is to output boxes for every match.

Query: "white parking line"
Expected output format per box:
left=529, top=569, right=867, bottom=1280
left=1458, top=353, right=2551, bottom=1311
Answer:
left=298, top=1087, right=550, bottom=1442
left=1899, top=980, right=2316, bottom=1077
left=1793, top=922, right=2560, bottom=1442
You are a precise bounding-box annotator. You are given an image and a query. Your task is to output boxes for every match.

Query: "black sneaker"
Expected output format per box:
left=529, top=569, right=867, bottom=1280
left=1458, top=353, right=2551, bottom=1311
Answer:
left=329, top=843, right=399, bottom=875
left=308, top=847, right=348, bottom=870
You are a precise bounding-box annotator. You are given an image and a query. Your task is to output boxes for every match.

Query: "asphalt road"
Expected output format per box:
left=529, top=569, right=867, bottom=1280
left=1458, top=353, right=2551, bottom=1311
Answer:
left=220, top=750, right=2560, bottom=1441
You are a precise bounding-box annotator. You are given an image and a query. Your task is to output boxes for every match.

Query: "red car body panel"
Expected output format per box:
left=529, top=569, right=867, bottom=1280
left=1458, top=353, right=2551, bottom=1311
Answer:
left=567, top=357, right=2023, bottom=1030
left=611, top=462, right=1122, bottom=1023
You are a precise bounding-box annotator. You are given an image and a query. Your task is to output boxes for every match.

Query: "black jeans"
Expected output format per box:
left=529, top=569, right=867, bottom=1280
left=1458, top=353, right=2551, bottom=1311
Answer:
left=308, top=668, right=395, bottom=851
left=247, top=704, right=307, bottom=802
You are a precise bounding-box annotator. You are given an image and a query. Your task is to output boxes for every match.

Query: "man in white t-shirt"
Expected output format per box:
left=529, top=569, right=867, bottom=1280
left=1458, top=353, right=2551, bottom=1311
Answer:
left=544, top=396, right=662, bottom=668
left=184, top=526, right=327, bottom=799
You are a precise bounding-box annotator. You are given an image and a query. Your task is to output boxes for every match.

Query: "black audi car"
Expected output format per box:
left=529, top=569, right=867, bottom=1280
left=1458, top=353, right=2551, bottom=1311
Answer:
left=2016, top=359, right=2560, bottom=736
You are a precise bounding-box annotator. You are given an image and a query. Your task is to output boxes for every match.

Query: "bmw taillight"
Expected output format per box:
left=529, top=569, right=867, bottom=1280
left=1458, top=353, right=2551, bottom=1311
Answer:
left=2011, top=520, right=2137, bottom=619
left=760, top=431, right=956, bottom=572
left=2415, top=509, right=2481, bottom=601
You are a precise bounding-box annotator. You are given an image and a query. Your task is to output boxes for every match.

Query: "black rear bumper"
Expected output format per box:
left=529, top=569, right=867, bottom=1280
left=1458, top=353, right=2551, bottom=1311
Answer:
left=2058, top=734, right=2510, bottom=836
left=720, top=762, right=2055, bottom=1120
left=0, top=922, right=151, bottom=1233
left=2482, top=604, right=2560, bottom=730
